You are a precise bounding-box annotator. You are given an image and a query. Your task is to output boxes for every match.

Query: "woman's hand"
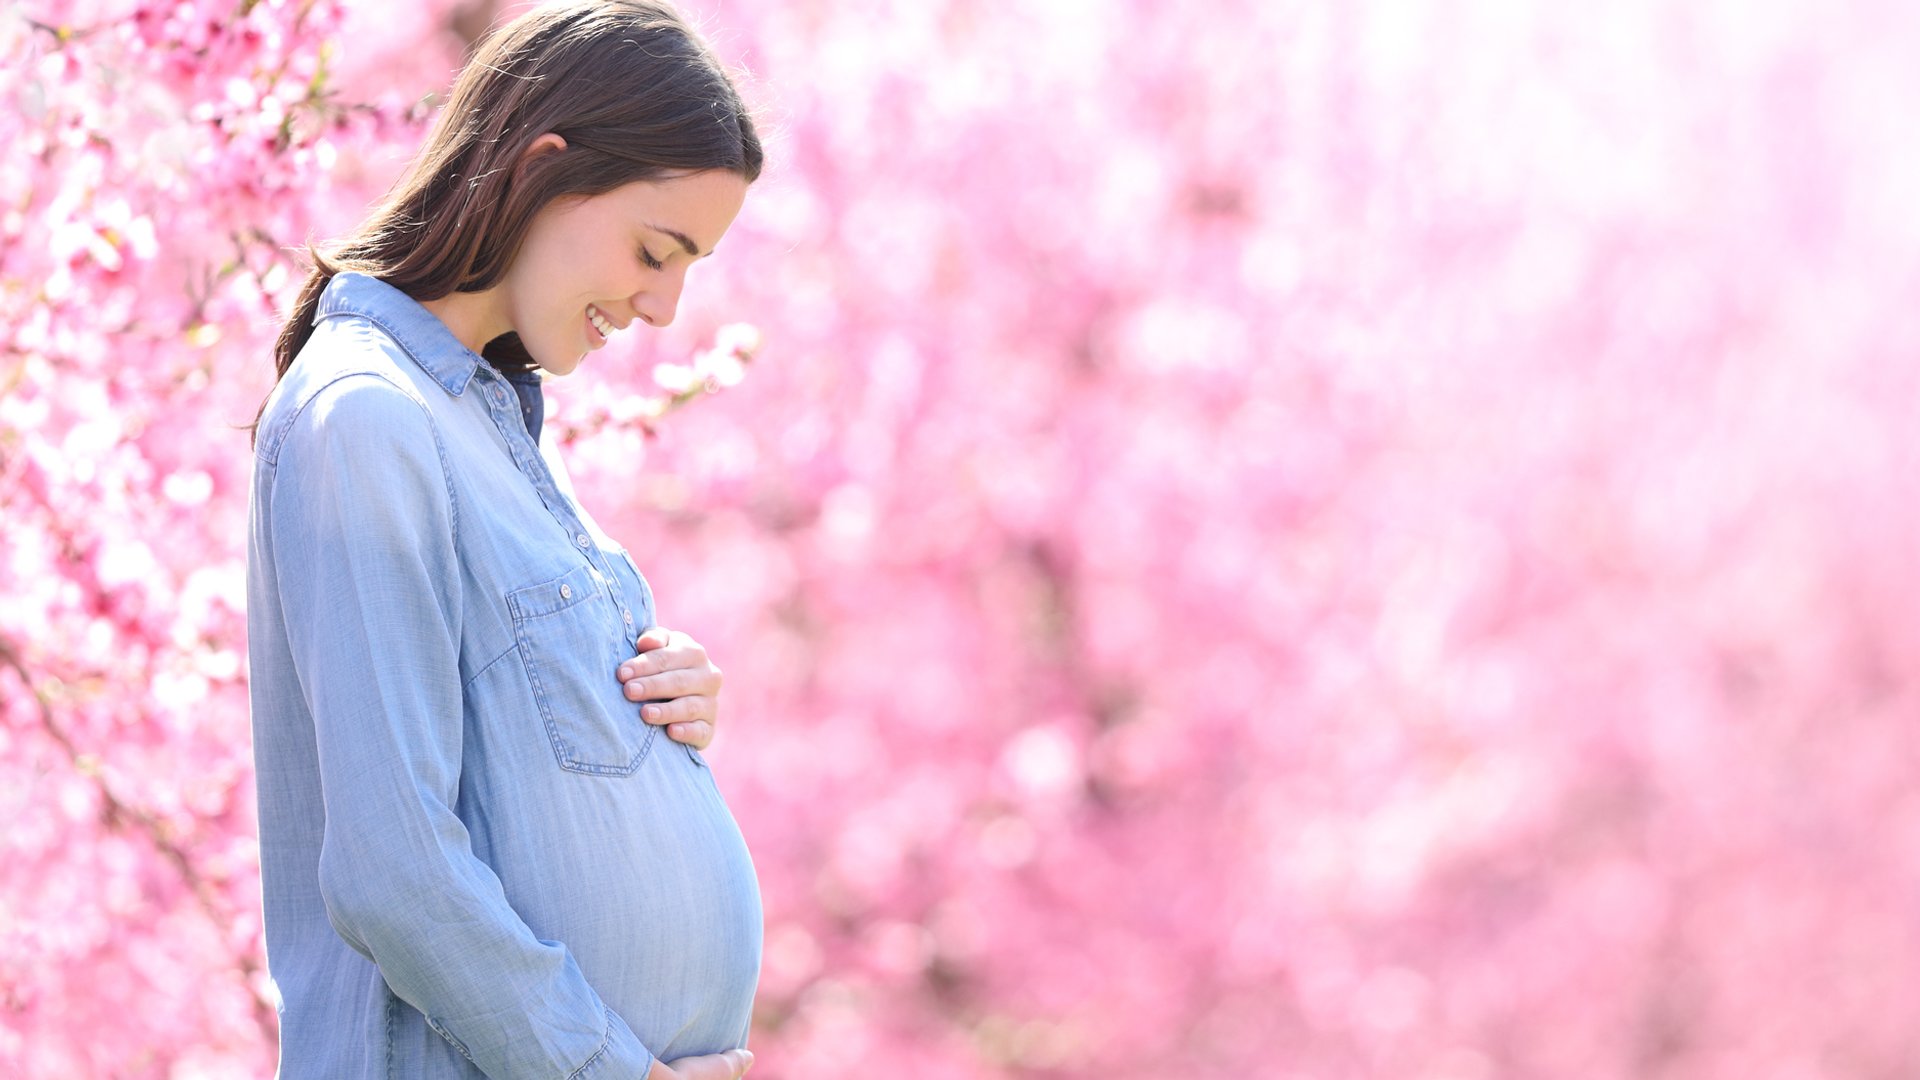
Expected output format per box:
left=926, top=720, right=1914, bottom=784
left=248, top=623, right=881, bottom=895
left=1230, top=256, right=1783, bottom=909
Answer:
left=648, top=1048, right=753, bottom=1080
left=618, top=625, right=723, bottom=750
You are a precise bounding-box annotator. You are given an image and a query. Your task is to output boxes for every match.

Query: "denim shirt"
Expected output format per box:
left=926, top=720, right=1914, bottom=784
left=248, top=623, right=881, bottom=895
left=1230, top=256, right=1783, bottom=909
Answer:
left=246, top=273, right=761, bottom=1078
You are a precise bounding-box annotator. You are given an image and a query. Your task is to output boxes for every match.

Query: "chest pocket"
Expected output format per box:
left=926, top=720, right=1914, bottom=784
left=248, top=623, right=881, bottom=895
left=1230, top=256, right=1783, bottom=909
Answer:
left=506, top=562, right=656, bottom=775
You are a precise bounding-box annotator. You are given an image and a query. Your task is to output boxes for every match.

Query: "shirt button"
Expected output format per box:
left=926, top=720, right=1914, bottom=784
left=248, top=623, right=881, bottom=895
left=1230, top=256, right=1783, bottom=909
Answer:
left=622, top=609, right=633, bottom=625
left=559, top=583, right=573, bottom=600
left=575, top=532, right=592, bottom=549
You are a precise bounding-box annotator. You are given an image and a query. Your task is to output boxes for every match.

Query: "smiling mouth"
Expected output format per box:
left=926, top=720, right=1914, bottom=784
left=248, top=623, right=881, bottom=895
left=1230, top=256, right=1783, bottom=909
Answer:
left=587, top=304, right=615, bottom=344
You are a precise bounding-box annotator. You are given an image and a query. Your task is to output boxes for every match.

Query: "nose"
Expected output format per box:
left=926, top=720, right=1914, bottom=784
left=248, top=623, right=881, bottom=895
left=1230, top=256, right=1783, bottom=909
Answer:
left=633, top=268, right=686, bottom=328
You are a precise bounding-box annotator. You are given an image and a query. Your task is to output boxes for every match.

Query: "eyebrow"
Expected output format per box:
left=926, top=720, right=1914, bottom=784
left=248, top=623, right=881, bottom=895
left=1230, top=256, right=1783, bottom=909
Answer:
left=647, top=223, right=707, bottom=258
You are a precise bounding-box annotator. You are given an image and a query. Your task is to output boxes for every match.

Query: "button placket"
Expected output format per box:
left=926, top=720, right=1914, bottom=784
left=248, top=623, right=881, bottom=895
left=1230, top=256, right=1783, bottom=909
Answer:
left=476, top=372, right=632, bottom=626
left=474, top=371, right=635, bottom=629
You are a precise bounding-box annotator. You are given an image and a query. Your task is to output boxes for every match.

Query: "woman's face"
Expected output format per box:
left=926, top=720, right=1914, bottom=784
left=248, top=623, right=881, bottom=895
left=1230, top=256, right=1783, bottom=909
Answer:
left=498, top=167, right=749, bottom=376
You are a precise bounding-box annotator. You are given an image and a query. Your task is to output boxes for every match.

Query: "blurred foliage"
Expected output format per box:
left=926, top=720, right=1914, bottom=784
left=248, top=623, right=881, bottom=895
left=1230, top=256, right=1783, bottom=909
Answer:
left=6, top=0, right=1920, bottom=1076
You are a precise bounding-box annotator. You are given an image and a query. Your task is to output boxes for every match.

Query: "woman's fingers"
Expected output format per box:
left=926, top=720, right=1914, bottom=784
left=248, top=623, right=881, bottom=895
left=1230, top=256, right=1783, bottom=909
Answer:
left=662, top=1048, right=754, bottom=1079
left=618, top=631, right=721, bottom=683
left=663, top=719, right=714, bottom=750
left=622, top=665, right=719, bottom=702
left=616, top=625, right=723, bottom=750
left=631, top=625, right=673, bottom=656
left=635, top=693, right=716, bottom=727
left=618, top=643, right=698, bottom=682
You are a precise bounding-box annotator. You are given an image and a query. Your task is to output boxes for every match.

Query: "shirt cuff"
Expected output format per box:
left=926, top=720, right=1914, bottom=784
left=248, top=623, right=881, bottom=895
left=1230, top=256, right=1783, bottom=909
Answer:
left=567, top=1005, right=654, bottom=1079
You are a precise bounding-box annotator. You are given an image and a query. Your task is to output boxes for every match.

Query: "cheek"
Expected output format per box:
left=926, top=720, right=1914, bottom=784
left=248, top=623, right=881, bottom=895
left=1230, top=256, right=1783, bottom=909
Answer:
left=509, top=251, right=581, bottom=328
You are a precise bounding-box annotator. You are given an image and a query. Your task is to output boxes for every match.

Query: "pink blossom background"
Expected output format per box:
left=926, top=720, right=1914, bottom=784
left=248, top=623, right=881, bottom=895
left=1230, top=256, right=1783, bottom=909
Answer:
left=6, top=0, right=1920, bottom=1076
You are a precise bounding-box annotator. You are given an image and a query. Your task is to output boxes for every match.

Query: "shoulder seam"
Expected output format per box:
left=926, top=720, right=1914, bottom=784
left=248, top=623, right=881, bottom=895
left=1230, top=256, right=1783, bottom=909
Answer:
left=259, top=371, right=462, bottom=551
left=318, top=304, right=464, bottom=394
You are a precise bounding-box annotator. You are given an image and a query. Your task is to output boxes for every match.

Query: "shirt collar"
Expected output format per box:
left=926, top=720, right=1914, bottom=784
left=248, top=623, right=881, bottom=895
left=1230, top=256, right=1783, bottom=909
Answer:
left=315, top=272, right=485, bottom=396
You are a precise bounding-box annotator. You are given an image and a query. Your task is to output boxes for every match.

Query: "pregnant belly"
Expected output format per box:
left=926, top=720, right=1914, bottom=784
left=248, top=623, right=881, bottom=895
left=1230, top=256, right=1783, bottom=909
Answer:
left=469, top=731, right=763, bottom=1057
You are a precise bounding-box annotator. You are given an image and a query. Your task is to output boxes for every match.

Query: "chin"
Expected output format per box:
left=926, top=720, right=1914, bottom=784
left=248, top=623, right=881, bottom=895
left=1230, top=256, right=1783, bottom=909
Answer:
left=537, top=352, right=585, bottom=377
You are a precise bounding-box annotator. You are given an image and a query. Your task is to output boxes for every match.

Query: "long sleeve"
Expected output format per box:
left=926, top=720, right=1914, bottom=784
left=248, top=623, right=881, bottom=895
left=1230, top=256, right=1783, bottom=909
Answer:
left=262, top=373, right=653, bottom=1078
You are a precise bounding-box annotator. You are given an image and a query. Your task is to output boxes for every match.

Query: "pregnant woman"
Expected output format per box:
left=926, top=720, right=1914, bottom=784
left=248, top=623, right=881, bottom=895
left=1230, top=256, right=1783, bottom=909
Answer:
left=245, top=3, right=763, bottom=1076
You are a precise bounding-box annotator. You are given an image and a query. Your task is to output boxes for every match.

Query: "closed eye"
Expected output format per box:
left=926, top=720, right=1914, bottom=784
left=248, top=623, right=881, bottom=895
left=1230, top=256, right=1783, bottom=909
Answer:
left=638, top=247, right=664, bottom=271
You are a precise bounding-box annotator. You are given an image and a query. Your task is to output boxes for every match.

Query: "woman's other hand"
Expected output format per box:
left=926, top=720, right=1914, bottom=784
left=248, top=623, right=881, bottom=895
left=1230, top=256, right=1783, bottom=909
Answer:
left=619, top=626, right=723, bottom=749
left=648, top=1048, right=754, bottom=1080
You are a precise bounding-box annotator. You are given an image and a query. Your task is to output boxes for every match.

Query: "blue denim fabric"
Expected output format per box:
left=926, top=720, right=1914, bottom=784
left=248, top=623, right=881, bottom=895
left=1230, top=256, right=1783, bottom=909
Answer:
left=247, top=272, right=761, bottom=1078
left=504, top=367, right=546, bottom=443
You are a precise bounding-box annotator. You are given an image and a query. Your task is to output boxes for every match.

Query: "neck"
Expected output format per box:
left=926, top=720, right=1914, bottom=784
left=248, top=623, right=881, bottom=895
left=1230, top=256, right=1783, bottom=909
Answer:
left=418, top=288, right=505, bottom=355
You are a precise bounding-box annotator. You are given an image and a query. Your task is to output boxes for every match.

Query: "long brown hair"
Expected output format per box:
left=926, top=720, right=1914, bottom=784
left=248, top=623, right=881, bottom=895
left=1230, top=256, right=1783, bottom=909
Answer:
left=263, top=0, right=761, bottom=418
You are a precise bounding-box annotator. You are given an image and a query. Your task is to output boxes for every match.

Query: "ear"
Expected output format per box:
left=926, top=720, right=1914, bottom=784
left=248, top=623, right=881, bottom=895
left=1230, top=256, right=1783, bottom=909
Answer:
left=520, top=132, right=568, bottom=165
